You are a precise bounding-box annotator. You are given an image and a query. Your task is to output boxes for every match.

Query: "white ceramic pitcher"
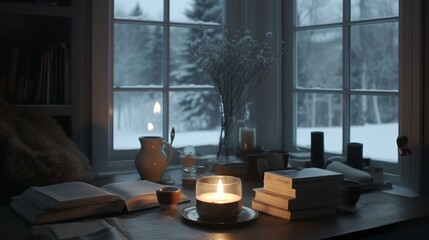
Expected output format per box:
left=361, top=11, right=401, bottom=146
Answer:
left=135, top=136, right=174, bottom=182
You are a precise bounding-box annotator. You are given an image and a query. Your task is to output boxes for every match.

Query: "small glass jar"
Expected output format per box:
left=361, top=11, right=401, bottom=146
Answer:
left=181, top=155, right=197, bottom=188
left=238, top=102, right=258, bottom=152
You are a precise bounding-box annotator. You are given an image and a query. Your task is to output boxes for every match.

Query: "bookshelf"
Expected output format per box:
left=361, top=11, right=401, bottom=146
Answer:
left=0, top=0, right=91, bottom=155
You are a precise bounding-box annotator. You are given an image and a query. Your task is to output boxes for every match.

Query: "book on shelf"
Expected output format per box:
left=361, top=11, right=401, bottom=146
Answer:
left=10, top=180, right=189, bottom=225
left=7, top=46, right=20, bottom=102
left=251, top=199, right=337, bottom=220
left=264, top=167, right=343, bottom=189
left=263, top=182, right=340, bottom=198
left=253, top=187, right=340, bottom=211
left=1, top=43, right=70, bottom=104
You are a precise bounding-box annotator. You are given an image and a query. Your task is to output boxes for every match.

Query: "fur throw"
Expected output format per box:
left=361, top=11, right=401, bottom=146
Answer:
left=0, top=102, right=92, bottom=204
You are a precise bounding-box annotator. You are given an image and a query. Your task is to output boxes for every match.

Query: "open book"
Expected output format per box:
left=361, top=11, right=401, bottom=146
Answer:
left=10, top=180, right=189, bottom=225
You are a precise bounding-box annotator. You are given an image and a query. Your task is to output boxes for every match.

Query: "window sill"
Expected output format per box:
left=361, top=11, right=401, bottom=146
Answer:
left=383, top=184, right=418, bottom=197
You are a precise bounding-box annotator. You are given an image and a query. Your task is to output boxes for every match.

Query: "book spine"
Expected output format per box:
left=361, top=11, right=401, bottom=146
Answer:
left=255, top=189, right=340, bottom=211
left=263, top=183, right=297, bottom=197
left=7, top=46, right=20, bottom=102
left=251, top=199, right=292, bottom=220
left=254, top=190, right=291, bottom=210
left=264, top=172, right=341, bottom=189
left=264, top=172, right=293, bottom=188
left=252, top=199, right=337, bottom=220
left=263, top=182, right=340, bottom=198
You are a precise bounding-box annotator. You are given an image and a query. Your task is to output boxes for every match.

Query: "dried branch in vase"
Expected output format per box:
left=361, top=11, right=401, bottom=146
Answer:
left=188, top=29, right=282, bottom=158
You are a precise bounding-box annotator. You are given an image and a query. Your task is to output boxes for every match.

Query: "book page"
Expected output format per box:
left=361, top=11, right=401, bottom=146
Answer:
left=11, top=194, right=125, bottom=225
left=100, top=180, right=164, bottom=202
left=24, top=182, right=120, bottom=209
left=101, top=180, right=189, bottom=212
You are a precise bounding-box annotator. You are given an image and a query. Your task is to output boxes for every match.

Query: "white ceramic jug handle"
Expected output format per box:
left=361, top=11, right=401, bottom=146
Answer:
left=163, top=142, right=175, bottom=164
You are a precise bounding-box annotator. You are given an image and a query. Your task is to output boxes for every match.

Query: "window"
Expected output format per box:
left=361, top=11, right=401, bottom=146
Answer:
left=283, top=0, right=423, bottom=192
left=291, top=0, right=399, bottom=164
left=92, top=0, right=282, bottom=173
left=111, top=0, right=224, bottom=162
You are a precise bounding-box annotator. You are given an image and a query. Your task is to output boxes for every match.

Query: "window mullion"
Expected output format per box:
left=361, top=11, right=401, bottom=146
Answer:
left=343, top=0, right=351, bottom=154
left=163, top=0, right=170, bottom=142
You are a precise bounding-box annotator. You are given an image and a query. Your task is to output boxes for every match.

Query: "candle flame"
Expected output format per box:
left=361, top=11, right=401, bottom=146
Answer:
left=216, top=179, right=224, bottom=199
left=153, top=101, right=161, bottom=114
left=147, top=122, right=154, bottom=131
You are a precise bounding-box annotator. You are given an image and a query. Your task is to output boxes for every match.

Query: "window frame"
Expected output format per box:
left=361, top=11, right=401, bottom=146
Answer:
left=92, top=0, right=422, bottom=195
left=282, top=0, right=422, bottom=194
left=113, top=1, right=227, bottom=162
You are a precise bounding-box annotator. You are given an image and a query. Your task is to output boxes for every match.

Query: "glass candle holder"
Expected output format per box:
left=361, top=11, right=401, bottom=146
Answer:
left=196, top=175, right=242, bottom=221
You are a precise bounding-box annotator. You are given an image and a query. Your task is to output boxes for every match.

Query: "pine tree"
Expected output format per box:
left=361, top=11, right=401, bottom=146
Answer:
left=171, top=0, right=223, bottom=130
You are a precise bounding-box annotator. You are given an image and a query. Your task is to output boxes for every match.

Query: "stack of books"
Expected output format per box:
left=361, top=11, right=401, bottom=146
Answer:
left=252, top=167, right=343, bottom=220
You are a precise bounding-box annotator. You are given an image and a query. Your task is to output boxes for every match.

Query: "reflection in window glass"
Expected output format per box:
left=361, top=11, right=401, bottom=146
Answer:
left=113, top=0, right=225, bottom=152
left=350, top=22, right=398, bottom=90
left=114, top=92, right=163, bottom=150
left=114, top=0, right=163, bottom=21
left=171, top=0, right=224, bottom=24
left=296, top=0, right=342, bottom=26
left=296, top=93, right=342, bottom=154
left=114, top=23, right=163, bottom=87
left=350, top=95, right=398, bottom=162
left=169, top=91, right=220, bottom=147
left=351, top=0, right=398, bottom=21
left=296, top=28, right=342, bottom=89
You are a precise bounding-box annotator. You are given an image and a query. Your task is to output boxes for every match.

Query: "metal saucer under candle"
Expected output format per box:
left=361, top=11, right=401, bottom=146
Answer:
left=181, top=205, right=258, bottom=226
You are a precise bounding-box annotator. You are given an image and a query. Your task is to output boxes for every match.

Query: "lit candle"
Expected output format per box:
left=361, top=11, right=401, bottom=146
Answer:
left=197, top=179, right=242, bottom=203
left=196, top=176, right=242, bottom=221
left=240, top=127, right=256, bottom=151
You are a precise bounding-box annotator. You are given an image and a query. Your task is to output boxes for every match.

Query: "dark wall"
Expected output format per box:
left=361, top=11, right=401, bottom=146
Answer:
left=422, top=0, right=429, bottom=197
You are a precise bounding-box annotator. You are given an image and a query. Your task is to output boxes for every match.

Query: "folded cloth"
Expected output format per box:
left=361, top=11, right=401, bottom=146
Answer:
left=326, top=161, right=373, bottom=189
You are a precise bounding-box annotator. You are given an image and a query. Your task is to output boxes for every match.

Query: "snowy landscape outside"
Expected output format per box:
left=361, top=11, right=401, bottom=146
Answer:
left=113, top=0, right=399, bottom=164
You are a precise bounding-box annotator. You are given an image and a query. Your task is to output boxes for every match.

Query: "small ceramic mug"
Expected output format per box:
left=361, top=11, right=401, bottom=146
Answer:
left=156, top=187, right=181, bottom=210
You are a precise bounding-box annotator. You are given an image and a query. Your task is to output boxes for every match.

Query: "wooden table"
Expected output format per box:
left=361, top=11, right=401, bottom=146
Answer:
left=1, top=166, right=429, bottom=240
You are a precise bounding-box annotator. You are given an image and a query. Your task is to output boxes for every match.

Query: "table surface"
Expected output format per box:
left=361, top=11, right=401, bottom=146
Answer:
left=2, top=166, right=429, bottom=240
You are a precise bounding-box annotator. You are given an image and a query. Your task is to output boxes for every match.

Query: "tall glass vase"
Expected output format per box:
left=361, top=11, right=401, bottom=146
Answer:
left=217, top=116, right=237, bottom=160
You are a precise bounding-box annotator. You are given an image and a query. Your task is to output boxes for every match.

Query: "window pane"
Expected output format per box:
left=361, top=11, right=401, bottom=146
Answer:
left=170, top=27, right=221, bottom=86
left=114, top=0, right=164, bottom=21
left=114, top=91, right=163, bottom=150
left=350, top=22, right=398, bottom=91
left=170, top=0, right=223, bottom=25
left=114, top=23, right=163, bottom=87
left=296, top=0, right=342, bottom=26
left=351, top=0, right=399, bottom=21
left=169, top=91, right=220, bottom=148
left=296, top=93, right=342, bottom=154
left=350, top=95, right=398, bottom=163
left=296, top=28, right=342, bottom=89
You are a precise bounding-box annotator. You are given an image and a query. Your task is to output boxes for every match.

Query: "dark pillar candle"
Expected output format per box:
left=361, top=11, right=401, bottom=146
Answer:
left=311, top=131, right=325, bottom=168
